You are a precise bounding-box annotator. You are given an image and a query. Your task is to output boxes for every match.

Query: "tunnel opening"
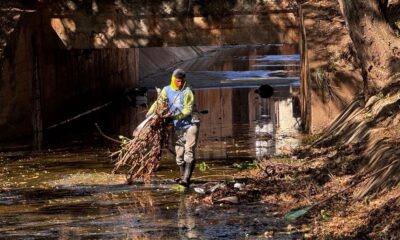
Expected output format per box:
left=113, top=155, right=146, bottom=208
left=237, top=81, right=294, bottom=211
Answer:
left=37, top=43, right=303, bottom=159
left=0, top=0, right=301, bottom=151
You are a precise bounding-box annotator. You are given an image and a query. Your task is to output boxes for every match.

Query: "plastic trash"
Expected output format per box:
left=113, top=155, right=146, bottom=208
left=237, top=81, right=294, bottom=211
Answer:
left=194, top=187, right=206, bottom=194
left=234, top=183, right=244, bottom=189
left=210, top=183, right=226, bottom=193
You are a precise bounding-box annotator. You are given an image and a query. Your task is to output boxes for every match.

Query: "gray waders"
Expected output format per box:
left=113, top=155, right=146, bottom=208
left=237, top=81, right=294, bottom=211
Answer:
left=175, top=124, right=199, bottom=187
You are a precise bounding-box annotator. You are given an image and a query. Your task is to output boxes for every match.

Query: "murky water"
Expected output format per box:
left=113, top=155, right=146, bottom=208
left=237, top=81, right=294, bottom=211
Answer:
left=0, top=150, right=297, bottom=239
left=1, top=44, right=301, bottom=239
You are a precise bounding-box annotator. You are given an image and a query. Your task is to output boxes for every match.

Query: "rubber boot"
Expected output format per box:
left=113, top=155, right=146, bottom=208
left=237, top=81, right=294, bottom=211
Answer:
left=180, top=164, right=185, bottom=177
left=179, top=161, right=195, bottom=187
left=175, top=164, right=185, bottom=183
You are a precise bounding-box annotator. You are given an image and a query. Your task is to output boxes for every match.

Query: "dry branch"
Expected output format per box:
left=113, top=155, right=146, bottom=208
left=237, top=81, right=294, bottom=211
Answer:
left=112, top=98, right=170, bottom=183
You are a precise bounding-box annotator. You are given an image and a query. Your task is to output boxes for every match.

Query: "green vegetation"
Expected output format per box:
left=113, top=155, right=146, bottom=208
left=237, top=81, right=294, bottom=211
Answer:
left=118, top=135, right=130, bottom=145
left=232, top=161, right=257, bottom=170
left=320, top=209, right=331, bottom=221
left=198, top=161, right=209, bottom=172
left=170, top=184, right=186, bottom=192
left=301, top=134, right=322, bottom=145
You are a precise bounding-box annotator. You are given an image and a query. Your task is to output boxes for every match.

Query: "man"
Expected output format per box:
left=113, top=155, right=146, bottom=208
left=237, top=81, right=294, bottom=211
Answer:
left=147, top=69, right=198, bottom=187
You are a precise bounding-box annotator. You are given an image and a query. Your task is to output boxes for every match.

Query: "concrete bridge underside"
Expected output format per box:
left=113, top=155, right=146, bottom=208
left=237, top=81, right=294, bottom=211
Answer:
left=46, top=0, right=298, bottom=48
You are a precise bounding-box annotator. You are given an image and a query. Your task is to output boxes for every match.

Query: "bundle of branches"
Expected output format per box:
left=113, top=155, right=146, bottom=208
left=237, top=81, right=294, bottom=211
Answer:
left=112, top=99, right=170, bottom=183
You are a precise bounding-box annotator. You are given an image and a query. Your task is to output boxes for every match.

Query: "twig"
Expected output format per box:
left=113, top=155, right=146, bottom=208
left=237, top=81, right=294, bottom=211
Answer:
left=0, top=8, right=37, bottom=12
left=285, top=159, right=400, bottom=221
left=316, top=159, right=400, bottom=206
left=47, top=102, right=112, bottom=130
left=95, top=123, right=120, bottom=144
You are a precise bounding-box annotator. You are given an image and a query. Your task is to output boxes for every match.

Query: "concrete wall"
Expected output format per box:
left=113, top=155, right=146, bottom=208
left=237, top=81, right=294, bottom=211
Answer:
left=0, top=13, right=139, bottom=144
left=300, top=2, right=363, bottom=133
left=49, top=13, right=299, bottom=49
left=44, top=0, right=298, bottom=49
left=139, top=46, right=217, bottom=79
left=0, top=13, right=38, bottom=141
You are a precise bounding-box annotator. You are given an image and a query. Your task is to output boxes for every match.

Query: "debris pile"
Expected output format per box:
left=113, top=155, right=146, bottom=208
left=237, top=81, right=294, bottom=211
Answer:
left=112, top=99, right=170, bottom=183
left=193, top=182, right=262, bottom=205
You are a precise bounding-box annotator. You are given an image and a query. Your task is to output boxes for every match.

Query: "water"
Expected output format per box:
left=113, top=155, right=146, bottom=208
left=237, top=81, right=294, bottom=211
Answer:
left=193, top=86, right=301, bottom=160
left=143, top=44, right=302, bottom=160
left=140, top=44, right=300, bottom=89
left=0, top=44, right=302, bottom=239
left=0, top=150, right=296, bottom=239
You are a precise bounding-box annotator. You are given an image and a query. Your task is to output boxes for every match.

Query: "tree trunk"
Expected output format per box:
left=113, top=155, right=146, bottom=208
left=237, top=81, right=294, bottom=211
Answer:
left=338, top=0, right=400, bottom=97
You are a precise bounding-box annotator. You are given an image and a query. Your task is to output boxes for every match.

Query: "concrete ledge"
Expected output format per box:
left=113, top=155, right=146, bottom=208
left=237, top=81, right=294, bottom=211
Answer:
left=139, top=46, right=217, bottom=79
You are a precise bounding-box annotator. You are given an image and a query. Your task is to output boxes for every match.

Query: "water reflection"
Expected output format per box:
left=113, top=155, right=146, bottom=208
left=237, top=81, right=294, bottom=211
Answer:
left=140, top=44, right=301, bottom=160
left=145, top=85, right=301, bottom=161
left=140, top=44, right=300, bottom=89
left=180, top=44, right=299, bottom=72
left=194, top=85, right=301, bottom=160
left=115, top=189, right=285, bottom=239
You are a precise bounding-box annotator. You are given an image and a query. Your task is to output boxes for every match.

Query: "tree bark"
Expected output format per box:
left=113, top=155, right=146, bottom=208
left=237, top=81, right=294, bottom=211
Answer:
left=338, top=0, right=400, bottom=97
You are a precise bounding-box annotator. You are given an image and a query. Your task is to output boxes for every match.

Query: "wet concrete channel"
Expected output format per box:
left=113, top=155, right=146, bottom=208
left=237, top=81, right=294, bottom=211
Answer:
left=0, top=44, right=302, bottom=239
